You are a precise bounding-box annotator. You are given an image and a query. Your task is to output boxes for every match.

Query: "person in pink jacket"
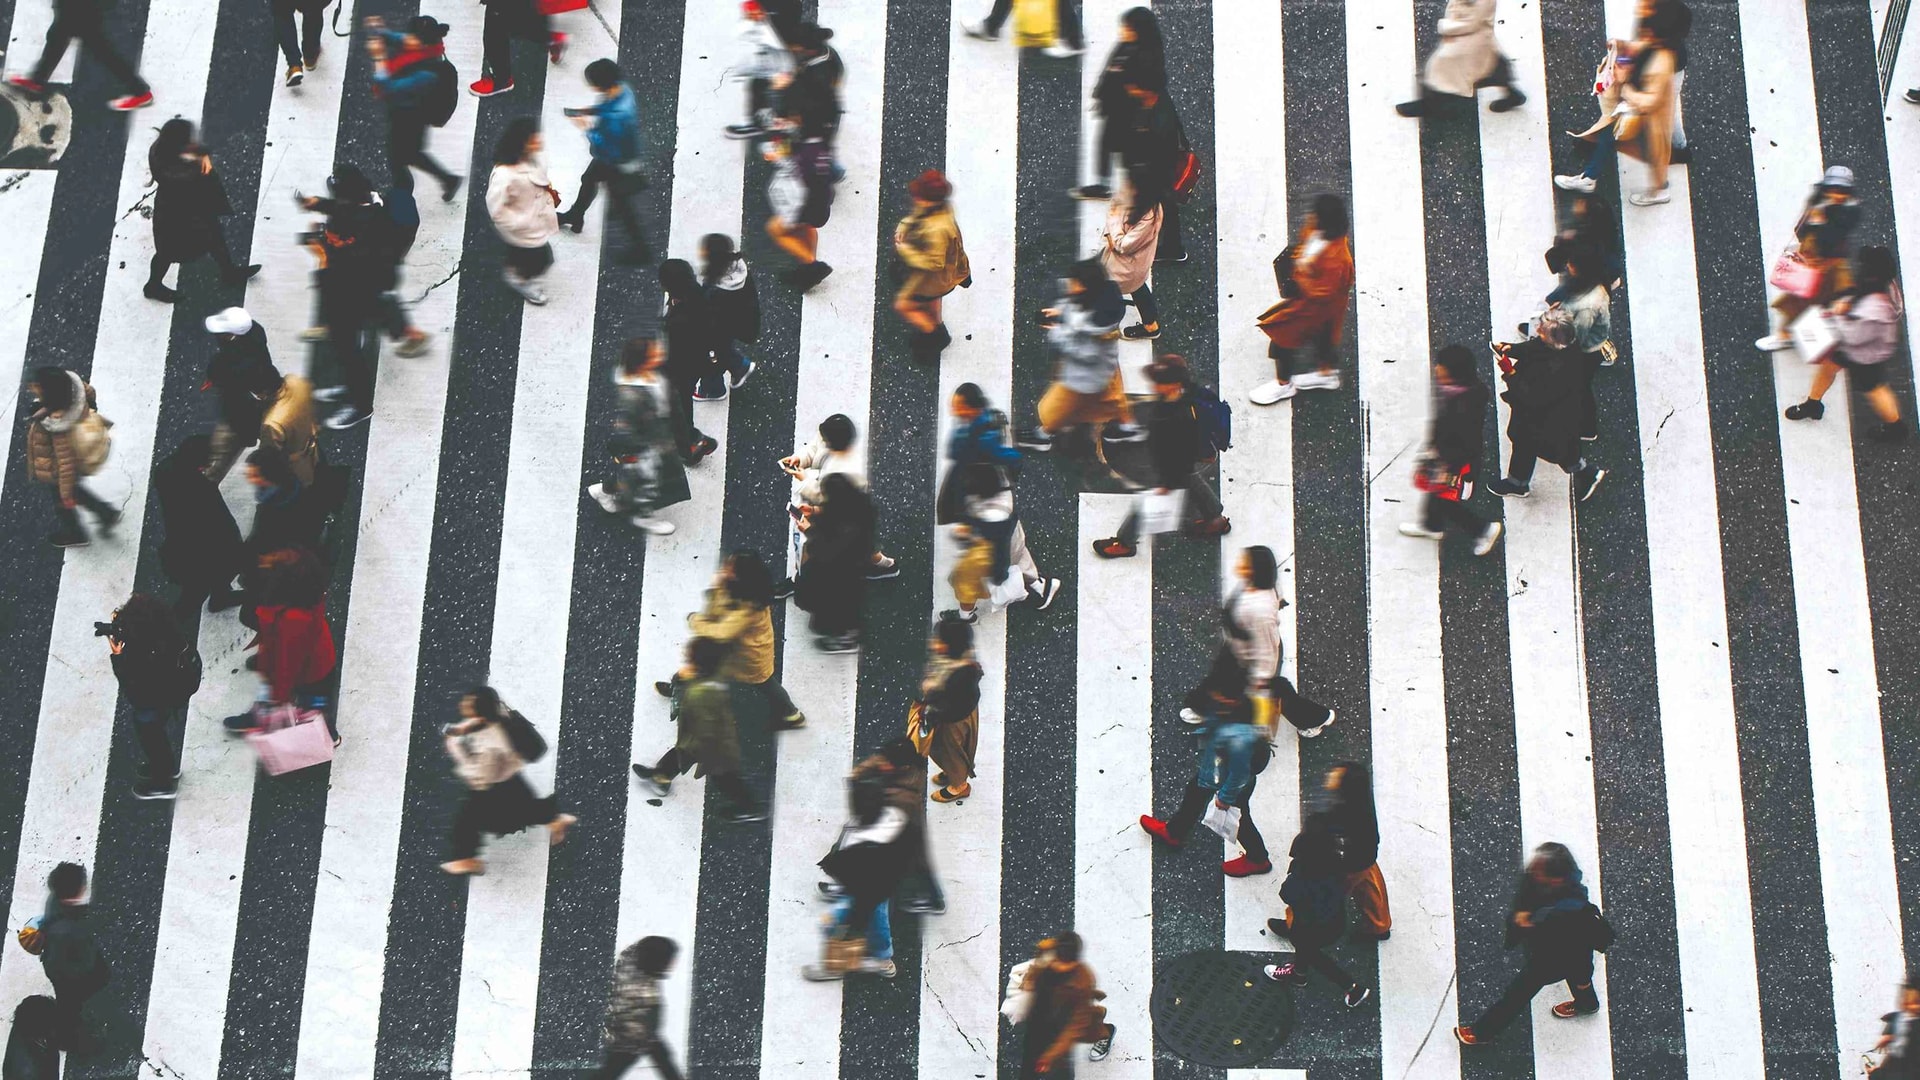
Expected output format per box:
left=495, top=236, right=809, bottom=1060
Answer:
left=486, top=117, right=560, bottom=305
left=1100, top=181, right=1164, bottom=341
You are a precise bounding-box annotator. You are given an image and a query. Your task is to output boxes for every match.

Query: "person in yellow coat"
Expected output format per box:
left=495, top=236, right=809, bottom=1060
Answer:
left=892, top=169, right=971, bottom=363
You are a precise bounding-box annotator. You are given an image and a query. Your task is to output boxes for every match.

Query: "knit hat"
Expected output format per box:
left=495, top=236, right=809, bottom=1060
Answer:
left=907, top=169, right=951, bottom=202
left=1820, top=165, right=1856, bottom=190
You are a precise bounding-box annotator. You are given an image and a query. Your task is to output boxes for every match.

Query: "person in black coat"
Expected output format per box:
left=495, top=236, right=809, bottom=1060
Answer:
left=1322, top=762, right=1392, bottom=939
left=1487, top=312, right=1605, bottom=502
left=9, top=0, right=152, bottom=111
left=658, top=259, right=720, bottom=459
left=105, top=593, right=200, bottom=799
left=202, top=321, right=277, bottom=481
left=701, top=234, right=761, bottom=394
left=155, top=437, right=244, bottom=619
left=34, top=863, right=110, bottom=1051
left=1115, top=79, right=1188, bottom=263
left=1072, top=6, right=1166, bottom=200
left=3, top=996, right=61, bottom=1080
left=1095, top=358, right=1228, bottom=557
left=1399, top=344, right=1502, bottom=556
left=243, top=445, right=344, bottom=563
left=1261, top=819, right=1373, bottom=1010
left=1456, top=842, right=1606, bottom=1046
left=793, top=473, right=873, bottom=652
left=779, top=24, right=843, bottom=145
left=143, top=120, right=259, bottom=303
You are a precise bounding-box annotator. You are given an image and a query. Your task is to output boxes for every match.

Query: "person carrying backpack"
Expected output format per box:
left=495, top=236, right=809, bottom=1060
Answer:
left=1092, top=356, right=1230, bottom=559
left=33, top=863, right=111, bottom=1050
left=105, top=594, right=201, bottom=800
left=1455, top=842, right=1607, bottom=1045
left=366, top=15, right=463, bottom=202
left=439, top=686, right=576, bottom=876
left=938, top=383, right=1022, bottom=525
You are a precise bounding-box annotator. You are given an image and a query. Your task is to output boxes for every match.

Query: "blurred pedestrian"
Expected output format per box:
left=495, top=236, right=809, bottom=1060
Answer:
left=1015, top=932, right=1117, bottom=1075
left=105, top=594, right=201, bottom=800
left=439, top=687, right=576, bottom=875
left=25, top=367, right=118, bottom=550
left=1397, top=346, right=1502, bottom=556
left=1782, top=245, right=1908, bottom=442
left=633, top=637, right=768, bottom=823
left=487, top=117, right=560, bottom=305
left=892, top=169, right=970, bottom=362
left=1455, top=843, right=1609, bottom=1045
left=154, top=437, right=244, bottom=618
left=597, top=936, right=683, bottom=1079
left=1395, top=0, right=1525, bottom=117
left=6, top=0, right=153, bottom=110
left=144, top=120, right=259, bottom=303
left=1262, top=819, right=1372, bottom=1010
left=587, top=337, right=690, bottom=535
left=1249, top=194, right=1354, bottom=405
left=556, top=59, right=651, bottom=264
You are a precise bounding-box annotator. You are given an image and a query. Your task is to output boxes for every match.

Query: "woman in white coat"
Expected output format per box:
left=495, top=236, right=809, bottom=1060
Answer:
left=486, top=116, right=561, bottom=305
left=1395, top=0, right=1524, bottom=116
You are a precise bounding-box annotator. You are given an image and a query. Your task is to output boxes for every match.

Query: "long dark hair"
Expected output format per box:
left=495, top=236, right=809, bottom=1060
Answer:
left=700, top=233, right=739, bottom=283
left=1329, top=761, right=1377, bottom=830
left=114, top=592, right=187, bottom=654
left=492, top=117, right=540, bottom=165
left=1854, top=245, right=1898, bottom=297
left=1118, top=7, right=1166, bottom=90
left=659, top=258, right=699, bottom=303
left=1242, top=545, right=1278, bottom=591
left=725, top=551, right=776, bottom=608
left=1312, top=193, right=1350, bottom=240
left=149, top=118, right=196, bottom=176
left=466, top=685, right=509, bottom=723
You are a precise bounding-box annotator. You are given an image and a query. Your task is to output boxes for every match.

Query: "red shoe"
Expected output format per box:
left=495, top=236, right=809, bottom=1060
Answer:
left=1454, top=1025, right=1483, bottom=1046
left=548, top=32, right=567, bottom=63
left=1221, top=855, right=1272, bottom=877
left=6, top=75, right=46, bottom=94
left=1138, top=815, right=1180, bottom=847
left=468, top=77, right=514, bottom=98
left=110, top=90, right=154, bottom=111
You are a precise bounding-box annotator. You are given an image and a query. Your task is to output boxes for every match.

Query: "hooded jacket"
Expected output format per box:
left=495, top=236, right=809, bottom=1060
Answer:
left=704, top=255, right=761, bottom=344
left=486, top=157, right=560, bottom=249
left=26, top=371, right=101, bottom=503
left=1047, top=284, right=1126, bottom=394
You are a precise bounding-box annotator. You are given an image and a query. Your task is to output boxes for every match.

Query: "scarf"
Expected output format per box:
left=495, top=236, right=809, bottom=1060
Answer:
left=381, top=43, right=446, bottom=88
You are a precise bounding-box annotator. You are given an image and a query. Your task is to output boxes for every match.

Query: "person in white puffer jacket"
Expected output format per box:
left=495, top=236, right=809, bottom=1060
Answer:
left=727, top=0, right=794, bottom=142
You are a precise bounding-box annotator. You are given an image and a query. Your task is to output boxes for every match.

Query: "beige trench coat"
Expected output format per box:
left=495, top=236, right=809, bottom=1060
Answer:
left=1422, top=0, right=1501, bottom=98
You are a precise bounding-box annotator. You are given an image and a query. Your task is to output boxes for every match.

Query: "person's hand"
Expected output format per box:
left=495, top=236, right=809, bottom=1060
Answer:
left=1040, top=307, right=1060, bottom=320
left=772, top=72, right=792, bottom=90
left=366, top=37, right=387, bottom=60
left=363, top=14, right=383, bottom=28
left=107, top=637, right=125, bottom=655
left=1512, top=910, right=1534, bottom=929
left=1155, top=487, right=1171, bottom=496
left=1829, top=297, right=1854, bottom=316
left=569, top=115, right=591, bottom=131
left=198, top=153, right=213, bottom=175
left=1034, top=1057, right=1054, bottom=1075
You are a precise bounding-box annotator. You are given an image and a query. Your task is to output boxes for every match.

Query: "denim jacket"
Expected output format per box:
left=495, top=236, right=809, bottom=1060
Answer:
left=583, top=84, right=642, bottom=168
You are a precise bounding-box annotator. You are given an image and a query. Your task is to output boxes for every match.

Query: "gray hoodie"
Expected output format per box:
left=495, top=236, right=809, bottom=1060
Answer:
left=1047, top=288, right=1126, bottom=394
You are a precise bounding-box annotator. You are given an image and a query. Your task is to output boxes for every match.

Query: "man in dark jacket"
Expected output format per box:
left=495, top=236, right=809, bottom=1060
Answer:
left=1398, top=345, right=1502, bottom=556
left=302, top=164, right=407, bottom=430
left=202, top=309, right=277, bottom=481
left=658, top=259, right=721, bottom=454
left=6, top=0, right=152, bottom=110
left=36, top=863, right=110, bottom=1050
left=1094, top=359, right=1228, bottom=558
left=367, top=16, right=462, bottom=200
left=556, top=60, right=651, bottom=263
left=156, top=437, right=244, bottom=619
left=1118, top=80, right=1188, bottom=263
left=1456, top=842, right=1606, bottom=1045
left=597, top=936, right=682, bottom=1079
left=244, top=446, right=344, bottom=561
left=1487, top=314, right=1606, bottom=502
left=106, top=594, right=201, bottom=798
left=779, top=24, right=843, bottom=145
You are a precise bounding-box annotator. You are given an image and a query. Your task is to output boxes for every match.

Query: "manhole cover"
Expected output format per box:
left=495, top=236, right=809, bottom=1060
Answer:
left=1149, top=949, right=1296, bottom=1066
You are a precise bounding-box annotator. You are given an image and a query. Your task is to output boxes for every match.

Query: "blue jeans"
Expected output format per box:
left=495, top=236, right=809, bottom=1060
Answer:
left=1580, top=124, right=1617, bottom=180
left=832, top=897, right=892, bottom=960
left=1197, top=721, right=1263, bottom=806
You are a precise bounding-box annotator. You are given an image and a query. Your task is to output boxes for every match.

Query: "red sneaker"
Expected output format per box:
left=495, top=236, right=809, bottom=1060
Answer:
left=110, top=90, right=154, bottom=111
left=1221, top=855, right=1272, bottom=877
left=548, top=32, right=567, bottom=63
left=1138, top=815, right=1180, bottom=847
left=468, top=77, right=514, bottom=98
left=6, top=75, right=46, bottom=93
left=1454, top=1025, right=1483, bottom=1046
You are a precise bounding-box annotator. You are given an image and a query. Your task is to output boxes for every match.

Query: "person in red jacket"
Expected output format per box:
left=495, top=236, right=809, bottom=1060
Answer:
left=224, top=547, right=340, bottom=742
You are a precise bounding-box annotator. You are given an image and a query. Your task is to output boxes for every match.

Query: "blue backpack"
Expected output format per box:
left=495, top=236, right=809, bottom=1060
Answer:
left=1190, top=384, right=1232, bottom=454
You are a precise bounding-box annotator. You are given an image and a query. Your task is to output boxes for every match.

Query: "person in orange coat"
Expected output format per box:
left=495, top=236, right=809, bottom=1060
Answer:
left=1247, top=194, right=1354, bottom=406
left=1017, top=931, right=1117, bottom=1075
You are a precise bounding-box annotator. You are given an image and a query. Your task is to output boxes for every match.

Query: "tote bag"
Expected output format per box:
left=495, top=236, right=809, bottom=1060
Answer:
left=1769, top=246, right=1823, bottom=300
left=1012, top=0, right=1056, bottom=48
left=1135, top=489, right=1187, bottom=536
left=246, top=703, right=336, bottom=775
left=1788, top=306, right=1839, bottom=364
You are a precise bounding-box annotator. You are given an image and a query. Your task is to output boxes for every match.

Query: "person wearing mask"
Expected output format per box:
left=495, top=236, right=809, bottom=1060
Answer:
left=1394, top=0, right=1525, bottom=117
left=1101, top=179, right=1165, bottom=341
left=597, top=937, right=683, bottom=1079
left=806, top=773, right=912, bottom=980
left=1758, top=166, right=1864, bottom=352
left=1488, top=311, right=1608, bottom=502
left=366, top=15, right=463, bottom=201
left=909, top=615, right=984, bottom=803
left=1554, top=0, right=1687, bottom=207
left=1069, top=7, right=1165, bottom=199
left=701, top=234, right=762, bottom=393
left=29, top=863, right=111, bottom=1049
left=1455, top=843, right=1608, bottom=1045
left=274, top=0, right=330, bottom=86
left=728, top=0, right=794, bottom=141
left=937, top=383, right=1024, bottom=525
left=1015, top=932, right=1117, bottom=1075
left=962, top=0, right=1086, bottom=56
left=1092, top=359, right=1230, bottom=559
left=587, top=337, right=690, bottom=535
left=1320, top=763, right=1391, bottom=939
left=1871, top=981, right=1920, bottom=1078
left=154, top=437, right=244, bottom=618
left=143, top=120, right=260, bottom=303
left=792, top=473, right=874, bottom=653
left=892, top=169, right=971, bottom=362
left=204, top=310, right=319, bottom=485
left=1783, top=245, right=1907, bottom=442
left=658, top=261, right=723, bottom=455
left=105, top=594, right=201, bottom=800
left=781, top=414, right=899, bottom=580
left=471, top=0, right=556, bottom=97
left=1398, top=345, right=1503, bottom=556
left=556, top=59, right=651, bottom=264
left=1183, top=545, right=1334, bottom=738
left=242, top=446, right=344, bottom=558
left=25, top=367, right=117, bottom=549
left=1262, top=820, right=1373, bottom=1010
left=1249, top=194, right=1355, bottom=405
left=5, top=0, right=152, bottom=110
left=487, top=117, right=561, bottom=305
left=633, top=637, right=767, bottom=823
left=301, top=163, right=417, bottom=430
left=1140, top=652, right=1276, bottom=877
left=1116, top=77, right=1189, bottom=265
left=763, top=132, right=836, bottom=291
left=222, top=546, right=340, bottom=740
left=945, top=462, right=1061, bottom=617
left=652, top=552, right=806, bottom=729
left=1015, top=259, right=1140, bottom=452
left=439, top=687, right=577, bottom=875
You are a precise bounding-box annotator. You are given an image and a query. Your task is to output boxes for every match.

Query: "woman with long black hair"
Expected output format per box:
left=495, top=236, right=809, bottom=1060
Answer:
left=106, top=593, right=201, bottom=800
left=486, top=116, right=560, bottom=305
left=1398, top=345, right=1503, bottom=557
left=793, top=473, right=874, bottom=653
left=1071, top=6, right=1165, bottom=200
left=440, top=686, right=576, bottom=876
left=144, top=119, right=259, bottom=303
left=1322, top=762, right=1392, bottom=939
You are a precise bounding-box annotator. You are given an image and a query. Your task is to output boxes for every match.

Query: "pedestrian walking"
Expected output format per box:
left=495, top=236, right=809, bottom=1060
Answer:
left=241, top=447, right=345, bottom=558
left=487, top=117, right=560, bottom=305
left=908, top=615, right=983, bottom=803
left=104, top=593, right=201, bottom=800
left=143, top=120, right=259, bottom=303
left=1320, top=762, right=1391, bottom=939
left=1395, top=0, right=1525, bottom=117
left=1398, top=345, right=1503, bottom=556
left=1249, top=194, right=1354, bottom=405
left=1869, top=980, right=1920, bottom=1078
left=892, top=169, right=971, bottom=362
left=1070, top=7, right=1165, bottom=199
left=1187, top=545, right=1334, bottom=738
left=790, top=473, right=874, bottom=653
left=1757, top=166, right=1863, bottom=351
left=1487, top=312, right=1609, bottom=501
left=1782, top=245, right=1907, bottom=441
left=1262, top=819, right=1373, bottom=1010
left=471, top=0, right=556, bottom=98
left=596, top=936, right=684, bottom=1079
left=1545, top=195, right=1621, bottom=300
left=781, top=414, right=899, bottom=580
left=5, top=0, right=152, bottom=110
left=1092, top=358, right=1230, bottom=559
left=1115, top=76, right=1190, bottom=265
left=727, top=0, right=794, bottom=141
left=1013, top=932, right=1117, bottom=1076
left=274, top=0, right=331, bottom=86
left=632, top=637, right=767, bottom=823
left=586, top=337, right=691, bottom=535
left=843, top=739, right=944, bottom=914
left=701, top=234, right=762, bottom=393
left=962, top=0, right=1086, bottom=56
left=805, top=772, right=912, bottom=980
left=1014, top=259, right=1140, bottom=452
left=556, top=59, right=652, bottom=264
left=656, top=262, right=725, bottom=463
left=1140, top=651, right=1275, bottom=877
left=763, top=133, right=836, bottom=291
left=24, top=863, right=111, bottom=1050
left=204, top=309, right=319, bottom=485
left=154, top=437, right=244, bottom=618
left=651, top=552, right=806, bottom=729
left=300, top=164, right=419, bottom=430
left=366, top=15, right=463, bottom=201
left=937, top=383, right=1024, bottom=525
left=1554, top=0, right=1688, bottom=206
left=438, top=687, right=577, bottom=876
left=778, top=23, right=844, bottom=145
left=1101, top=179, right=1164, bottom=341
left=221, top=546, right=339, bottom=740
left=1455, top=842, right=1610, bottom=1045
left=25, top=367, right=118, bottom=550
left=3, top=996, right=60, bottom=1079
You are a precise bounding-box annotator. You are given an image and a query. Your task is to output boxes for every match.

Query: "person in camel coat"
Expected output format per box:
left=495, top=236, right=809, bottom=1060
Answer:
left=1396, top=0, right=1524, bottom=116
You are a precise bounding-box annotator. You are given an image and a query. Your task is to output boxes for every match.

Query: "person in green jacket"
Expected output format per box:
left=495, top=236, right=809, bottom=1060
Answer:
left=632, top=637, right=766, bottom=823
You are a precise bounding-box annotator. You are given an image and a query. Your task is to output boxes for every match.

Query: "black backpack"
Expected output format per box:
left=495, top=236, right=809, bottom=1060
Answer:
left=421, top=57, right=459, bottom=128
left=500, top=709, right=548, bottom=764
left=1586, top=904, right=1615, bottom=954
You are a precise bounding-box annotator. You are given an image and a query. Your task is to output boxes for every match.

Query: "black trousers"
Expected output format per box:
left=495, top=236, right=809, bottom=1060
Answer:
left=1288, top=930, right=1357, bottom=988
left=1270, top=327, right=1336, bottom=381
left=481, top=3, right=550, bottom=83
left=1165, top=780, right=1269, bottom=863
left=564, top=159, right=647, bottom=248
left=325, top=285, right=380, bottom=411
left=274, top=2, right=324, bottom=67
left=52, top=483, right=116, bottom=537
left=148, top=229, right=240, bottom=288
left=450, top=774, right=557, bottom=860
left=983, top=0, right=1084, bottom=46
left=1272, top=675, right=1332, bottom=732
left=1473, top=962, right=1598, bottom=1036
left=388, top=113, right=456, bottom=193
left=651, top=748, right=760, bottom=814
left=31, top=15, right=148, bottom=93
left=596, top=1041, right=684, bottom=1080
left=1421, top=492, right=1485, bottom=536
left=48, top=978, right=101, bottom=1051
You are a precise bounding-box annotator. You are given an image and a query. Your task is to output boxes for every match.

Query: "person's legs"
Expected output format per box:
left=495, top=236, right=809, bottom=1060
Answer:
left=1580, top=125, right=1617, bottom=181
left=1163, top=782, right=1215, bottom=841
left=1131, top=282, right=1160, bottom=327
left=1054, top=0, right=1083, bottom=47
left=448, top=793, right=487, bottom=860
left=650, top=746, right=685, bottom=778
left=1472, top=967, right=1554, bottom=1036
left=1230, top=784, right=1268, bottom=863
left=1506, top=442, right=1539, bottom=484
left=593, top=1049, right=643, bottom=1079
left=710, top=770, right=761, bottom=814
left=1805, top=360, right=1841, bottom=402
left=387, top=119, right=418, bottom=192
left=300, top=6, right=325, bottom=64
left=641, top=1039, right=686, bottom=1080
left=1185, top=471, right=1222, bottom=523
left=73, top=23, right=149, bottom=93
left=981, top=0, right=1015, bottom=33
left=333, top=300, right=377, bottom=412
left=274, top=2, right=302, bottom=66
left=71, top=482, right=116, bottom=521
left=483, top=6, right=513, bottom=82
left=1272, top=675, right=1331, bottom=731
left=1115, top=505, right=1142, bottom=546
left=755, top=675, right=800, bottom=721
left=132, top=706, right=178, bottom=778
left=1293, top=938, right=1357, bottom=987
left=30, top=20, right=75, bottom=83
left=566, top=159, right=607, bottom=218
left=1270, top=343, right=1295, bottom=382
left=1422, top=493, right=1482, bottom=535
left=864, top=898, right=894, bottom=959
left=147, top=254, right=174, bottom=290
left=1564, top=974, right=1600, bottom=1013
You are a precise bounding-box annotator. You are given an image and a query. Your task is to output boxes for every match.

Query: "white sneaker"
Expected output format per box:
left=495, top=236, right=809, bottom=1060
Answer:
left=1179, top=707, right=1205, bottom=726
left=1298, top=709, right=1336, bottom=739
left=1628, top=187, right=1671, bottom=207
left=1554, top=174, right=1598, bottom=193
left=961, top=19, right=997, bottom=40
left=587, top=483, right=624, bottom=515
left=1248, top=379, right=1296, bottom=405
left=1043, top=42, right=1084, bottom=58
left=632, top=515, right=676, bottom=535
left=1473, top=520, right=1505, bottom=557
left=1398, top=522, right=1444, bottom=540
left=1293, top=370, right=1342, bottom=392
left=1755, top=334, right=1794, bottom=352
left=314, top=385, right=349, bottom=403
left=504, top=270, right=549, bottom=305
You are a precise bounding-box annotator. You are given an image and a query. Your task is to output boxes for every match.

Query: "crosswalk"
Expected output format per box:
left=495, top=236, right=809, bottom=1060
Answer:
left=0, top=0, right=1916, bottom=1076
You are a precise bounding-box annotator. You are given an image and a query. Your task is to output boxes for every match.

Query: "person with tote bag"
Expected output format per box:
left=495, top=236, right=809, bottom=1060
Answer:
left=439, top=686, right=576, bottom=876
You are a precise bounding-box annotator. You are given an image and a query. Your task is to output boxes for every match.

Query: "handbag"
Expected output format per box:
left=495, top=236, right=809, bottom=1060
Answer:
left=1135, top=488, right=1187, bottom=535
left=72, top=411, right=112, bottom=475
left=1011, top=0, right=1056, bottom=48
left=1769, top=246, right=1823, bottom=300
left=1000, top=959, right=1035, bottom=1025
left=245, top=703, right=336, bottom=775
left=1413, top=454, right=1471, bottom=502
left=1201, top=800, right=1242, bottom=842
left=905, top=701, right=934, bottom=757
left=820, top=928, right=865, bottom=974
left=15, top=916, right=44, bottom=956
left=1788, top=306, right=1839, bottom=364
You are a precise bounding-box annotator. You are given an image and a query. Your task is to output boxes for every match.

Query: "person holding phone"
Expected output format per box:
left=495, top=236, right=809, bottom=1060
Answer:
left=105, top=594, right=201, bottom=800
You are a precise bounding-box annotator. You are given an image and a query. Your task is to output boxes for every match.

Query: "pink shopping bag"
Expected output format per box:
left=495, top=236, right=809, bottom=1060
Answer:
left=1768, top=247, right=1822, bottom=299
left=245, top=703, right=336, bottom=775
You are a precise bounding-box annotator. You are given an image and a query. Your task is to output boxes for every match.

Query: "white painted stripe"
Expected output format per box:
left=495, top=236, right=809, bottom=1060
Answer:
left=1077, top=0, right=1153, bottom=396
left=1227, top=1070, right=1308, bottom=1080
left=1740, top=3, right=1902, bottom=1070
left=916, top=5, right=1015, bottom=1075
left=1477, top=5, right=1612, bottom=1073
left=447, top=6, right=623, bottom=1076
left=291, top=18, right=486, bottom=1078
left=1210, top=0, right=1297, bottom=953
left=0, top=0, right=217, bottom=1033
left=757, top=0, right=884, bottom=1071
left=1599, top=4, right=1765, bottom=1076
left=1343, top=8, right=1460, bottom=1078
left=1074, top=492, right=1152, bottom=1077
left=0, top=169, right=58, bottom=510
left=5, top=0, right=78, bottom=85
left=608, top=0, right=742, bottom=1061
left=138, top=27, right=349, bottom=1080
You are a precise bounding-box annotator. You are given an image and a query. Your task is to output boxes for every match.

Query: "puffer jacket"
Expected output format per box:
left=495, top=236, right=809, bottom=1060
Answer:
left=1046, top=285, right=1126, bottom=394
left=486, top=157, right=559, bottom=248
left=260, top=375, right=320, bottom=485
left=26, top=371, right=104, bottom=503
left=601, top=944, right=663, bottom=1053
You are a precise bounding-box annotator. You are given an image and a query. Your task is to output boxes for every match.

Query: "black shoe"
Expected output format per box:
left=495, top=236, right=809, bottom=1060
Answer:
left=725, top=122, right=766, bottom=140
left=132, top=777, right=177, bottom=801
left=441, top=175, right=464, bottom=203
left=1265, top=917, right=1293, bottom=943
left=1573, top=467, right=1607, bottom=502
left=47, top=528, right=89, bottom=549
left=1668, top=145, right=1692, bottom=166
left=654, top=681, right=674, bottom=699
left=1071, top=183, right=1112, bottom=201
left=1394, top=98, right=1429, bottom=117
left=221, top=263, right=263, bottom=284
left=1014, top=428, right=1053, bottom=451
left=556, top=211, right=584, bottom=234
left=865, top=559, right=901, bottom=581
left=325, top=405, right=373, bottom=430
left=902, top=897, right=946, bottom=916
left=685, top=435, right=719, bottom=462
left=1870, top=420, right=1909, bottom=443
left=223, top=711, right=261, bottom=733
left=772, top=578, right=795, bottom=600
left=1121, top=323, right=1160, bottom=341
left=1101, top=422, right=1147, bottom=444
left=93, top=507, right=122, bottom=534
left=1030, top=577, right=1062, bottom=610
left=1489, top=88, right=1526, bottom=112
left=1486, top=477, right=1529, bottom=498
left=144, top=281, right=178, bottom=303
left=816, top=633, right=860, bottom=654
left=631, top=764, right=672, bottom=796
left=1784, top=399, right=1826, bottom=421
left=691, top=377, right=728, bottom=402
left=137, top=762, right=183, bottom=783
left=1906, top=87, right=1920, bottom=104
left=785, top=261, right=833, bottom=291
left=1154, top=251, right=1190, bottom=265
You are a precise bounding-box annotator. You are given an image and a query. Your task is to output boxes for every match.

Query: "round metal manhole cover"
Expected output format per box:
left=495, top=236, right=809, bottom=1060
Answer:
left=1149, top=950, right=1296, bottom=1067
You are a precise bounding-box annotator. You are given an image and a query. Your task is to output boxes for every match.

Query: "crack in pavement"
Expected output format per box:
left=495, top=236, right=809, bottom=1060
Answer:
left=1399, top=970, right=1458, bottom=1078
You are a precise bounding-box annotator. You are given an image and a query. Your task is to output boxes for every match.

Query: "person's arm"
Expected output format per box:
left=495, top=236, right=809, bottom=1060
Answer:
left=688, top=601, right=753, bottom=644
left=1618, top=50, right=1672, bottom=112
left=1108, top=206, right=1159, bottom=256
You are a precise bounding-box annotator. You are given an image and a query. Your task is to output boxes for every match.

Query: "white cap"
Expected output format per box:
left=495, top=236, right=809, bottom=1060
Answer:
left=204, top=307, right=253, bottom=335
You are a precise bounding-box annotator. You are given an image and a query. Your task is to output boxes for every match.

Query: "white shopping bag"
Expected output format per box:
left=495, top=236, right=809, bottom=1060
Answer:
left=1201, top=799, right=1242, bottom=842
left=988, top=573, right=1029, bottom=610
left=1789, top=306, right=1839, bottom=364
left=1135, top=488, right=1187, bottom=536
left=1000, top=959, right=1034, bottom=1024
